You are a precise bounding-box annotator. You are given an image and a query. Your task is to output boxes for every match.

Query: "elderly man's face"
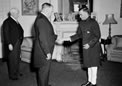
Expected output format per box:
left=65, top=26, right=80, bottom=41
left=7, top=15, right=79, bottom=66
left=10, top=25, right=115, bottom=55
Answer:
left=13, top=11, right=19, bottom=19
left=11, top=8, right=19, bottom=20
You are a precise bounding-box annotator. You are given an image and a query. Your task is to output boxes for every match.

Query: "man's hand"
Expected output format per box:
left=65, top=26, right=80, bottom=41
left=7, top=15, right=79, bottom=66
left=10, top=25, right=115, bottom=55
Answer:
left=46, top=53, right=51, bottom=60
left=83, top=44, right=90, bottom=49
left=8, top=44, right=13, bottom=51
left=63, top=37, right=71, bottom=41
left=56, top=37, right=71, bottom=44
left=56, top=39, right=64, bottom=44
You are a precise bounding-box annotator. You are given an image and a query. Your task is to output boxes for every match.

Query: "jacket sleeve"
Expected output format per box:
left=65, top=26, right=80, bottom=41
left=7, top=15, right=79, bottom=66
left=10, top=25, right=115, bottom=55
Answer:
left=70, top=26, right=82, bottom=42
left=3, top=21, right=11, bottom=44
left=88, top=21, right=101, bottom=47
left=36, top=19, right=50, bottom=54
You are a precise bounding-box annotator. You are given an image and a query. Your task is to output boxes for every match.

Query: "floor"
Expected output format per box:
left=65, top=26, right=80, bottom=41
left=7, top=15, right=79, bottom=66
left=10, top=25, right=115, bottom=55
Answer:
left=0, top=59, right=122, bottom=86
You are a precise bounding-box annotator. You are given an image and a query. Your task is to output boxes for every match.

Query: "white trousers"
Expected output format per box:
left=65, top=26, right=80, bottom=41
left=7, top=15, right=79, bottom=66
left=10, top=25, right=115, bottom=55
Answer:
left=88, top=67, right=98, bottom=85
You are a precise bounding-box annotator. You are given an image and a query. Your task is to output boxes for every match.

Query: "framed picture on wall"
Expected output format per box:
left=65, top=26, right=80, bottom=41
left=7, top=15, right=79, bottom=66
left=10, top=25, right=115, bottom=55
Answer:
left=22, top=0, right=39, bottom=15
left=69, top=0, right=93, bottom=13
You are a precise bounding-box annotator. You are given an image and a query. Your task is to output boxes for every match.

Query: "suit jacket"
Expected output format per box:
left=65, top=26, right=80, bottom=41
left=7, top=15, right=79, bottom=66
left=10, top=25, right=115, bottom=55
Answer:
left=33, top=13, right=57, bottom=68
left=2, top=17, right=24, bottom=46
left=71, top=17, right=101, bottom=67
left=2, top=17, right=24, bottom=57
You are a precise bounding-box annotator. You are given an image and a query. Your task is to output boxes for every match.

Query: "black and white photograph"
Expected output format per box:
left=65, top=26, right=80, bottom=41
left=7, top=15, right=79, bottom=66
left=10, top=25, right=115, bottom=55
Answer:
left=0, top=0, right=122, bottom=86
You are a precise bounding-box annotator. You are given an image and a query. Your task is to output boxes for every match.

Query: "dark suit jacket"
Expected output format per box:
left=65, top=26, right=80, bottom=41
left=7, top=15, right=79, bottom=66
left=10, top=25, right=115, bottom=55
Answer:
left=71, top=17, right=101, bottom=67
left=2, top=17, right=24, bottom=45
left=33, top=13, right=57, bottom=68
left=2, top=16, right=24, bottom=57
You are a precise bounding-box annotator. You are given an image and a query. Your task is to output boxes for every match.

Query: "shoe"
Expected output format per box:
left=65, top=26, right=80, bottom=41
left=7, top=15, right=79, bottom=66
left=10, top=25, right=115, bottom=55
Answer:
left=81, top=81, right=91, bottom=86
left=9, top=77, right=18, bottom=80
left=91, top=84, right=97, bottom=86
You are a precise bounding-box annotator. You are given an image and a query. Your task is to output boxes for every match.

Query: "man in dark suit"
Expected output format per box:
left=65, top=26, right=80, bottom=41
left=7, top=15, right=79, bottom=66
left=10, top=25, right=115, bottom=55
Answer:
left=2, top=8, right=24, bottom=80
left=60, top=6, right=101, bottom=86
left=33, top=3, right=57, bottom=86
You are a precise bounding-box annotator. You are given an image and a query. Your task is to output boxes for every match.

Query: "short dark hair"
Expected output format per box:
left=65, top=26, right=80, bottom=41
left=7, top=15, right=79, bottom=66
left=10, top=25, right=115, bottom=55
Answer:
left=79, top=5, right=90, bottom=15
left=42, top=3, right=52, bottom=9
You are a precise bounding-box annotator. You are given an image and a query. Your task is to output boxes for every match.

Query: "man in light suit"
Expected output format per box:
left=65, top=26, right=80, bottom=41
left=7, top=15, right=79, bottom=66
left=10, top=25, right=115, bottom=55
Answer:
left=2, top=8, right=24, bottom=80
left=33, top=3, right=57, bottom=86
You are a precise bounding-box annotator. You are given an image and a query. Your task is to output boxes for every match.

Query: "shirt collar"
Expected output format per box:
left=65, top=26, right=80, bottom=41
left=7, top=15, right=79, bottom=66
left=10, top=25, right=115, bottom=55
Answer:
left=10, top=16, right=18, bottom=23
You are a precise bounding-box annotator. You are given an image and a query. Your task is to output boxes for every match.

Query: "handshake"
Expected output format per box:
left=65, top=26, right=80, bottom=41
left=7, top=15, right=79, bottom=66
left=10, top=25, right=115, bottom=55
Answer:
left=56, top=37, right=71, bottom=44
